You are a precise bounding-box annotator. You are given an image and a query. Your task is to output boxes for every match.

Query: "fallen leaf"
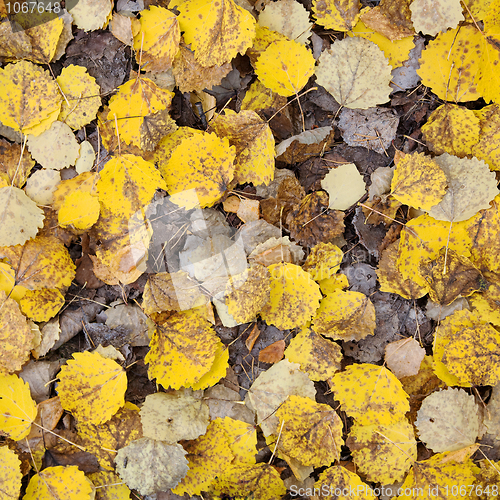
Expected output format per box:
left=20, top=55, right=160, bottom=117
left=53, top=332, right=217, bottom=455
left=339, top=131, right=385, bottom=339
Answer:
left=410, top=0, right=463, bottom=36
left=0, top=446, right=22, bottom=500
left=69, top=0, right=113, bottom=31
left=321, top=163, right=366, bottom=210
left=312, top=0, right=361, bottom=31
left=315, top=466, right=375, bottom=500
left=385, top=338, right=426, bottom=379
left=259, top=340, right=285, bottom=363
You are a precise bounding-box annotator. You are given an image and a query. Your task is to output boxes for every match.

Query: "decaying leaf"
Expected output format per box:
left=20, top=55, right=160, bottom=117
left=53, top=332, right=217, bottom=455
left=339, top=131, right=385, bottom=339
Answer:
left=321, top=163, right=366, bottom=210
left=312, top=0, right=361, bottom=31
left=410, top=0, right=463, bottom=36
left=0, top=446, right=22, bottom=500
left=385, top=338, right=426, bottom=379
left=315, top=466, right=375, bottom=500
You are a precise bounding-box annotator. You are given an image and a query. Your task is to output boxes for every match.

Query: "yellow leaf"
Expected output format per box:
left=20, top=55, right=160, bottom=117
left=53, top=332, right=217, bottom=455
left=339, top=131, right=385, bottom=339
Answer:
left=172, top=420, right=235, bottom=495
left=88, top=471, right=131, bottom=500
left=0, top=235, right=75, bottom=290
left=59, top=190, right=100, bottom=231
left=318, top=273, right=349, bottom=294
left=254, top=39, right=315, bottom=97
left=69, top=0, right=113, bottom=31
left=19, top=288, right=65, bottom=322
left=433, top=309, right=476, bottom=386
left=0, top=138, right=34, bottom=188
left=0, top=291, right=35, bottom=374
left=58, top=351, right=127, bottom=424
left=115, top=437, right=188, bottom=496
left=246, top=25, right=289, bottom=67
left=349, top=17, right=415, bottom=68
left=472, top=104, right=500, bottom=170
left=258, top=0, right=313, bottom=44
left=0, top=446, right=22, bottom=500
left=0, top=60, right=61, bottom=136
left=0, top=373, right=37, bottom=440
left=133, top=6, right=180, bottom=72
left=260, top=262, right=322, bottom=329
left=0, top=262, right=28, bottom=302
left=285, top=326, right=343, bottom=381
left=410, top=0, right=463, bottom=36
left=24, top=466, right=95, bottom=500
left=321, top=162, right=366, bottom=210
left=360, top=1, right=415, bottom=41
left=191, top=340, right=229, bottom=390
left=312, top=0, right=361, bottom=30
left=396, top=214, right=474, bottom=290
left=330, top=363, right=409, bottom=426
left=470, top=280, right=500, bottom=326
left=145, top=308, right=219, bottom=389
left=422, top=104, right=480, bottom=157
left=77, top=402, right=142, bottom=470
left=213, top=463, right=286, bottom=500
left=0, top=186, right=45, bottom=247
left=25, top=169, right=60, bottom=205
left=140, top=392, right=209, bottom=442
left=57, top=65, right=101, bottom=130
left=177, top=0, right=256, bottom=66
left=390, top=152, right=447, bottom=211
left=157, top=130, right=235, bottom=209
left=429, top=154, right=499, bottom=222
left=314, top=466, right=375, bottom=500
left=246, top=359, right=316, bottom=437
left=103, top=77, right=173, bottom=149
left=312, top=289, right=376, bottom=341
left=276, top=395, right=343, bottom=467
left=210, top=109, right=275, bottom=186
left=212, top=416, right=257, bottom=464
left=348, top=419, right=417, bottom=483
left=97, top=154, right=166, bottom=219
left=316, top=37, right=392, bottom=109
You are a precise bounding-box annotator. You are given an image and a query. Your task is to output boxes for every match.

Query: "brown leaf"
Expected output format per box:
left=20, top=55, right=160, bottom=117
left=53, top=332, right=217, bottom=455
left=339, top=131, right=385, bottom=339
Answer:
left=261, top=176, right=305, bottom=226
left=259, top=340, right=285, bottom=363
left=245, top=324, right=261, bottom=352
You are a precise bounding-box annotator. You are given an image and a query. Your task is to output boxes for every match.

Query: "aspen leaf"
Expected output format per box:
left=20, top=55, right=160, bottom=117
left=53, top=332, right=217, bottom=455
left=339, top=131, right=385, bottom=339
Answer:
left=0, top=291, right=35, bottom=374
left=103, top=77, right=174, bottom=149
left=57, top=351, right=127, bottom=424
left=473, top=104, right=500, bottom=170
left=429, top=154, right=499, bottom=223
left=258, top=0, right=313, bottom=44
left=302, top=243, right=343, bottom=281
left=0, top=373, right=37, bottom=440
left=145, top=308, right=219, bottom=389
left=318, top=273, right=349, bottom=295
left=312, top=0, right=361, bottom=31
left=58, top=190, right=100, bottom=231
left=0, top=262, right=28, bottom=303
left=19, top=288, right=65, bottom=322
left=77, top=402, right=143, bottom=471
left=315, top=37, right=392, bottom=109
left=27, top=121, right=79, bottom=171
left=0, top=186, right=45, bottom=247
left=24, top=466, right=95, bottom=500
left=0, top=236, right=75, bottom=290
left=315, top=466, right=375, bottom=500
left=0, top=60, right=61, bottom=136
left=157, top=131, right=235, bottom=209
left=385, top=338, right=426, bottom=379
left=224, top=264, right=271, bottom=325
left=177, top=0, right=256, bottom=66
left=419, top=249, right=484, bottom=306
left=416, top=388, right=479, bottom=453
left=285, top=326, right=342, bottom=381
left=0, top=138, right=34, bottom=189
left=360, top=1, right=415, bottom=41
left=276, top=395, right=343, bottom=467
left=210, top=109, right=275, bottom=186
left=140, top=392, right=209, bottom=443
left=259, top=262, right=322, bottom=330
left=442, top=323, right=500, bottom=386
left=87, top=471, right=131, bottom=500
left=349, top=18, right=415, bottom=68
left=312, top=289, right=376, bottom=342
left=321, top=163, right=366, bottom=210
left=330, top=364, right=409, bottom=426
left=191, top=339, right=229, bottom=390
left=97, top=154, right=166, bottom=220
left=422, top=104, right=480, bottom=157
left=390, top=152, right=447, bottom=212
left=0, top=446, right=22, bottom=500
left=33, top=317, right=60, bottom=358
left=56, top=65, right=101, bottom=130
left=214, top=463, right=286, bottom=500
left=133, top=6, right=180, bottom=72
left=75, top=141, right=95, bottom=174
left=259, top=340, right=285, bottom=363
left=246, top=359, right=316, bottom=437
left=433, top=310, right=476, bottom=387
left=347, top=419, right=417, bottom=483
left=115, top=438, right=188, bottom=496
left=254, top=40, right=315, bottom=97
left=25, top=169, right=60, bottom=205
left=212, top=416, right=257, bottom=464
left=172, top=420, right=235, bottom=496
left=470, top=281, right=500, bottom=327
left=69, top=0, right=113, bottom=31
left=410, top=0, right=463, bottom=36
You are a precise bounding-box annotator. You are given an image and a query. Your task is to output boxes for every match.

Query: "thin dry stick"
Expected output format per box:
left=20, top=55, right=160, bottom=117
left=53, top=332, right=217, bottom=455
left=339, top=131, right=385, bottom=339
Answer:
left=269, top=418, right=285, bottom=464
